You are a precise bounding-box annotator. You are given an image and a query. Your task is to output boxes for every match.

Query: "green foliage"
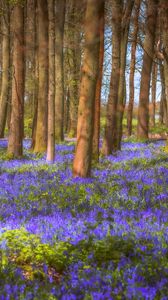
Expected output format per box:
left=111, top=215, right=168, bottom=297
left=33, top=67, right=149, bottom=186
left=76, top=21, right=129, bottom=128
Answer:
left=0, top=228, right=71, bottom=278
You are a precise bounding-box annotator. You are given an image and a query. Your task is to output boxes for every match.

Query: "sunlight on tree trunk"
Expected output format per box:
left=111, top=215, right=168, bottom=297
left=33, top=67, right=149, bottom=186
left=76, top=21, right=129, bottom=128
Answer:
left=73, top=0, right=103, bottom=178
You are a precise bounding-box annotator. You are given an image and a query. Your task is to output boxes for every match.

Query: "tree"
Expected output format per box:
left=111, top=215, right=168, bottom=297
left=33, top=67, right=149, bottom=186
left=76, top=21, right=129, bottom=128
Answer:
left=0, top=1, right=10, bottom=138
left=150, top=60, right=158, bottom=127
left=92, top=0, right=105, bottom=162
left=102, top=0, right=122, bottom=155
left=55, top=0, right=66, bottom=141
left=34, top=0, right=48, bottom=153
left=127, top=0, right=141, bottom=136
left=46, top=0, right=55, bottom=162
left=137, top=0, right=158, bottom=140
left=116, top=0, right=134, bottom=149
left=73, top=0, right=104, bottom=178
left=102, top=0, right=134, bottom=154
left=7, top=3, right=24, bottom=157
left=65, top=0, right=82, bottom=138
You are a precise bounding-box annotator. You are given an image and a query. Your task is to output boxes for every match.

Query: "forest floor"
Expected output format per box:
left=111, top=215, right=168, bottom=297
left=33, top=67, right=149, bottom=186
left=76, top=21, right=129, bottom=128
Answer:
left=0, top=139, right=168, bottom=299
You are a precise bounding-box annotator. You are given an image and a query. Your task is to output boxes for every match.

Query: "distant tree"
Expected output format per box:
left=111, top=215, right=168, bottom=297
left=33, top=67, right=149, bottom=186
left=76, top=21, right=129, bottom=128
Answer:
left=55, top=0, right=66, bottom=141
left=73, top=0, right=104, bottom=177
left=47, top=0, right=55, bottom=162
left=31, top=12, right=38, bottom=149
left=127, top=0, right=141, bottom=136
left=25, top=0, right=36, bottom=118
left=102, top=0, right=134, bottom=154
left=137, top=0, right=158, bottom=140
left=102, top=0, right=122, bottom=155
left=92, top=0, right=105, bottom=161
left=65, top=0, right=82, bottom=138
left=0, top=1, right=10, bottom=138
left=34, top=0, right=48, bottom=153
left=150, top=60, right=158, bottom=127
left=159, top=63, right=168, bottom=125
left=8, top=3, right=24, bottom=157
left=159, top=1, right=168, bottom=127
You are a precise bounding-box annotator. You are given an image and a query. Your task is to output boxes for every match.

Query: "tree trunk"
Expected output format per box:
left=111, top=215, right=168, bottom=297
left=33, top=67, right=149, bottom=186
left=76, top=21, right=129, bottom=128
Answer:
left=66, top=0, right=81, bottom=138
left=160, top=63, right=168, bottom=126
left=7, top=4, right=24, bottom=157
left=150, top=60, right=158, bottom=127
left=127, top=0, right=141, bottom=136
left=73, top=0, right=103, bottom=178
left=102, top=0, right=122, bottom=155
left=116, top=0, right=134, bottom=150
left=92, top=0, right=104, bottom=161
left=34, top=0, right=48, bottom=153
left=0, top=2, right=10, bottom=138
left=31, top=3, right=38, bottom=149
left=47, top=0, right=55, bottom=162
left=160, top=0, right=168, bottom=128
left=137, top=0, right=158, bottom=140
left=25, top=0, right=36, bottom=118
left=55, top=0, right=66, bottom=141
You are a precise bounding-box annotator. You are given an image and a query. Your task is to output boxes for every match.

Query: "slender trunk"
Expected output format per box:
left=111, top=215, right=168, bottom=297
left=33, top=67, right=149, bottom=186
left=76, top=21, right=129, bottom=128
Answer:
left=127, top=0, right=141, bottom=136
left=0, top=2, right=10, bottom=138
left=73, top=0, right=103, bottom=178
left=31, top=3, right=38, bottom=149
left=92, top=1, right=104, bottom=161
left=137, top=0, right=158, bottom=140
left=160, top=63, right=168, bottom=126
left=34, top=0, right=48, bottom=153
left=66, top=0, right=81, bottom=138
left=150, top=61, right=158, bottom=127
left=102, top=0, right=122, bottom=155
left=160, top=1, right=168, bottom=128
left=116, top=0, right=134, bottom=150
left=47, top=0, right=55, bottom=162
left=8, top=4, right=24, bottom=157
left=25, top=0, right=35, bottom=118
left=55, top=0, right=66, bottom=141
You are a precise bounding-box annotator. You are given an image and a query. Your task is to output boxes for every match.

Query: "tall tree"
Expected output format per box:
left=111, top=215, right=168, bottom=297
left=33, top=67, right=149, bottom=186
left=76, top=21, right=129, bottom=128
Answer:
left=92, top=0, right=105, bottom=161
left=150, top=60, right=158, bottom=127
left=25, top=0, right=36, bottom=119
left=7, top=4, right=24, bottom=157
left=65, top=0, right=82, bottom=138
left=102, top=0, right=122, bottom=155
left=116, top=0, right=134, bottom=149
left=34, top=0, right=48, bottom=153
left=46, top=0, right=55, bottom=162
left=159, top=1, right=168, bottom=128
left=137, top=0, right=158, bottom=139
left=127, top=0, right=141, bottom=136
left=102, top=0, right=134, bottom=154
left=55, top=0, right=66, bottom=141
left=0, top=1, right=10, bottom=138
left=73, top=0, right=103, bottom=178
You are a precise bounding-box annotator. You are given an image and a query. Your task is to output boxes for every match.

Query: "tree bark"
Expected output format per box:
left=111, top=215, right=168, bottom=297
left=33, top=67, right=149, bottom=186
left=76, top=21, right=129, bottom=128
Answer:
left=92, top=0, right=104, bottom=161
left=55, top=0, right=66, bottom=141
left=102, top=0, right=122, bottom=155
left=34, top=0, right=48, bottom=153
left=160, top=62, right=168, bottom=126
left=0, top=2, right=10, bottom=138
left=116, top=0, right=134, bottom=150
left=66, top=0, right=81, bottom=138
left=73, top=0, right=103, bottom=178
left=150, top=60, right=158, bottom=127
left=137, top=0, right=158, bottom=140
left=127, top=0, right=141, bottom=136
left=8, top=4, right=24, bottom=157
left=47, top=0, right=55, bottom=162
left=25, top=0, right=36, bottom=117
